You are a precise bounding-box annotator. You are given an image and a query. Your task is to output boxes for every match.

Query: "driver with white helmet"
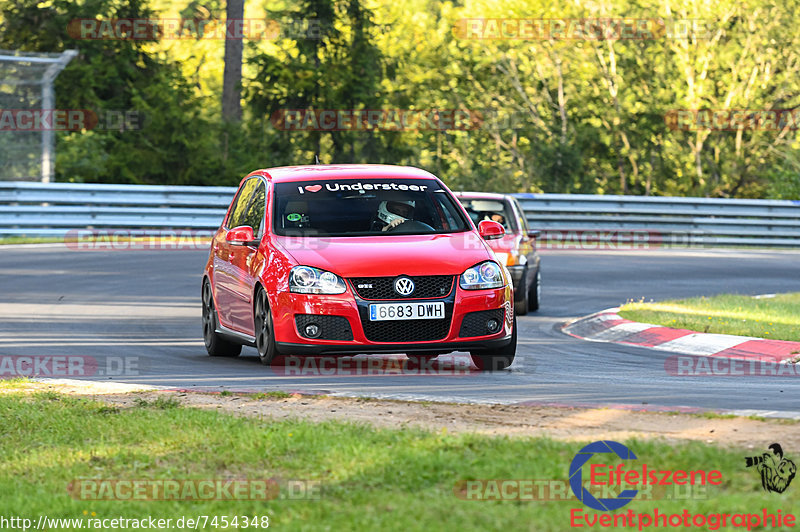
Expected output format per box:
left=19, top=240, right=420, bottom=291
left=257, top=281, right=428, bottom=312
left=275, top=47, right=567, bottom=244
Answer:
left=377, top=200, right=415, bottom=231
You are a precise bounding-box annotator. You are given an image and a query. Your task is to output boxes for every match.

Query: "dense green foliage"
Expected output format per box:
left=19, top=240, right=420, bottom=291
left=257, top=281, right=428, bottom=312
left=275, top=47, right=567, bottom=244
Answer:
left=1, top=0, right=799, bottom=195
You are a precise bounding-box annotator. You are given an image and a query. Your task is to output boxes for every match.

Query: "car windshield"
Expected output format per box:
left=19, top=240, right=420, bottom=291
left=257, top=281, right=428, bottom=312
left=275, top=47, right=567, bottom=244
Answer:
left=458, top=198, right=516, bottom=232
left=272, top=178, right=470, bottom=237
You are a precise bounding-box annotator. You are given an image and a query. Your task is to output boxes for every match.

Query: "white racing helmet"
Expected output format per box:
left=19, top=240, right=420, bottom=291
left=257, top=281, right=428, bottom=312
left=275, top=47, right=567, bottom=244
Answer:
left=377, top=200, right=415, bottom=226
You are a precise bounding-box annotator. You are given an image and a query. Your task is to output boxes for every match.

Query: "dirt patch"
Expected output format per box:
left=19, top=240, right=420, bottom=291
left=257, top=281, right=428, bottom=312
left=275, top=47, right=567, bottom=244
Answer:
left=80, top=389, right=800, bottom=449
left=4, top=381, right=797, bottom=449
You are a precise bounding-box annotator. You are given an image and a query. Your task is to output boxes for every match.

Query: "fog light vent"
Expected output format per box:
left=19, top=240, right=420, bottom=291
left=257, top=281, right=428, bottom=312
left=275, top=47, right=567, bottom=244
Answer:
left=295, top=315, right=354, bottom=341
left=458, top=308, right=505, bottom=338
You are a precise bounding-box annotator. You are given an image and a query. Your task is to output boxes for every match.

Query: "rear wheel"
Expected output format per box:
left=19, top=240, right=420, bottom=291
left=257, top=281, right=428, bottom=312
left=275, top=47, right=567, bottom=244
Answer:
left=528, top=269, right=541, bottom=312
left=202, top=280, right=242, bottom=357
left=254, top=288, right=279, bottom=365
left=470, top=316, right=516, bottom=371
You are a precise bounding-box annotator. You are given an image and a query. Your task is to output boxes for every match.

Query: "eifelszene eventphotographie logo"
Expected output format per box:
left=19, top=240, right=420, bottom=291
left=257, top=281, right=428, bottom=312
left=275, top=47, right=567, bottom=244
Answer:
left=569, top=440, right=640, bottom=511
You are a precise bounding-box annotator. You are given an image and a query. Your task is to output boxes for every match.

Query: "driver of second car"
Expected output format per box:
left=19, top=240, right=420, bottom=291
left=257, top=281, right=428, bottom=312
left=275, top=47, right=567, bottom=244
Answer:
left=377, top=200, right=415, bottom=231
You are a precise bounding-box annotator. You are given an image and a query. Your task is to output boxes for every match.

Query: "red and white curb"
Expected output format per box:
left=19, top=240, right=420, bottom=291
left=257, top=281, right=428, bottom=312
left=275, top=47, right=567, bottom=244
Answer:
left=562, top=307, right=800, bottom=364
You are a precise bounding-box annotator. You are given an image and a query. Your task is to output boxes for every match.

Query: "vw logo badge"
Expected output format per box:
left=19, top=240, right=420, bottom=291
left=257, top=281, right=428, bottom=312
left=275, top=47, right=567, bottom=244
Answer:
left=394, top=277, right=415, bottom=296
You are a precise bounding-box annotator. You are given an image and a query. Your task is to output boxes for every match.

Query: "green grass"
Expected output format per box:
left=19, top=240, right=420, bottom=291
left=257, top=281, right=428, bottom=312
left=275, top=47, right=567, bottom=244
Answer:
left=251, top=390, right=293, bottom=399
left=132, top=396, right=182, bottom=409
left=0, top=393, right=797, bottom=531
left=619, top=293, right=800, bottom=342
left=0, top=377, right=33, bottom=390
left=0, top=237, right=65, bottom=245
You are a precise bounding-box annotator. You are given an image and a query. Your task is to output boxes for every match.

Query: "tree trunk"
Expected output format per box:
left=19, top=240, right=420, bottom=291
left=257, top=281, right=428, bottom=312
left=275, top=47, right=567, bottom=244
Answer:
left=222, top=0, right=244, bottom=122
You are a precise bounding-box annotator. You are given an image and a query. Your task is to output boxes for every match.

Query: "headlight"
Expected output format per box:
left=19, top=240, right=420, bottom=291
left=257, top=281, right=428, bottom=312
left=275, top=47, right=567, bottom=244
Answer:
left=289, top=266, right=347, bottom=294
left=459, top=261, right=505, bottom=290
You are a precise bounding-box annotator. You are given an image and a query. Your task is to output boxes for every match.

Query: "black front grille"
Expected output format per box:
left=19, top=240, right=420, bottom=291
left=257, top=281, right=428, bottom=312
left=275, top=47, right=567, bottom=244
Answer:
left=295, top=314, right=354, bottom=341
left=362, top=319, right=451, bottom=342
left=350, top=276, right=454, bottom=300
left=459, top=309, right=505, bottom=338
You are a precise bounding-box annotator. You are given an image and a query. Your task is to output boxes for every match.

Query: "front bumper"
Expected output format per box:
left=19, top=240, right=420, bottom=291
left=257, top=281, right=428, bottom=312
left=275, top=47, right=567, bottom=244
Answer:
left=276, top=335, right=513, bottom=356
left=269, top=282, right=513, bottom=355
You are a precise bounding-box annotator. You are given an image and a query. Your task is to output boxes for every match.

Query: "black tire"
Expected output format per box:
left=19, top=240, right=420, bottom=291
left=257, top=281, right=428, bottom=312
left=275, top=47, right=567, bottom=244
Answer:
left=470, top=316, right=517, bottom=371
left=254, top=288, right=279, bottom=365
left=514, top=272, right=529, bottom=316
left=528, top=269, right=541, bottom=312
left=202, top=280, right=242, bottom=357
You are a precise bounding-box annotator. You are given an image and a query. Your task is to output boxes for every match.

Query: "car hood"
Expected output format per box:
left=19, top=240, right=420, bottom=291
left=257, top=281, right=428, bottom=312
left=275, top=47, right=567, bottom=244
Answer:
left=275, top=232, right=495, bottom=277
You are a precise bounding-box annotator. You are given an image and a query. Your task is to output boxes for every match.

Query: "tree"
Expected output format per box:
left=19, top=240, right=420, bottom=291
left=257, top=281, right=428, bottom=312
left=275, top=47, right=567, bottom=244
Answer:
left=221, top=0, right=244, bottom=121
left=245, top=0, right=396, bottom=164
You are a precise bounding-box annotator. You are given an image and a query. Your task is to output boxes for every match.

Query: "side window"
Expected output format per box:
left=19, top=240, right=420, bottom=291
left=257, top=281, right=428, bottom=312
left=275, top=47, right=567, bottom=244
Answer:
left=226, top=179, right=259, bottom=229
left=432, top=193, right=460, bottom=231
left=241, top=181, right=266, bottom=236
left=512, top=198, right=529, bottom=233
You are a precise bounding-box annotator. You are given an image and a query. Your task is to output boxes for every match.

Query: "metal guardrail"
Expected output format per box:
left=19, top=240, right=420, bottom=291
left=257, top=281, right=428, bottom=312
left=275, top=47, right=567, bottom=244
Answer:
left=0, top=181, right=233, bottom=236
left=1, top=181, right=799, bottom=247
left=515, top=193, right=800, bottom=247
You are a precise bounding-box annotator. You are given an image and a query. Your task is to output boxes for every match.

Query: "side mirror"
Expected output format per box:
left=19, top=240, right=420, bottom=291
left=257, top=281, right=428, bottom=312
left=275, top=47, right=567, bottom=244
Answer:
left=527, top=230, right=541, bottom=239
left=478, top=220, right=505, bottom=240
left=226, top=225, right=257, bottom=246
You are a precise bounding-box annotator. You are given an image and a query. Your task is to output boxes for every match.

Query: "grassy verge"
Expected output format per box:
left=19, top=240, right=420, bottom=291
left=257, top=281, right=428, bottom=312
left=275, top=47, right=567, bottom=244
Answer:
left=0, top=392, right=795, bottom=531
left=0, top=237, right=65, bottom=245
left=619, top=293, right=800, bottom=342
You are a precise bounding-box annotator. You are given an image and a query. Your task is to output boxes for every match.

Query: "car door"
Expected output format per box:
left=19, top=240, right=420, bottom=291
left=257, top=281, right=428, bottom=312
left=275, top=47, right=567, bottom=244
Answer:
left=214, top=178, right=261, bottom=331
left=226, top=179, right=267, bottom=333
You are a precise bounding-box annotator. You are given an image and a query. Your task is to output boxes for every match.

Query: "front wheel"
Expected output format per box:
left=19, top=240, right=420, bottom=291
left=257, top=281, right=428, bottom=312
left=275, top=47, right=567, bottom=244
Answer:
left=202, top=280, right=242, bottom=357
left=514, top=272, right=529, bottom=316
left=254, top=288, right=279, bottom=365
left=528, top=269, right=541, bottom=312
left=470, top=316, right=516, bottom=371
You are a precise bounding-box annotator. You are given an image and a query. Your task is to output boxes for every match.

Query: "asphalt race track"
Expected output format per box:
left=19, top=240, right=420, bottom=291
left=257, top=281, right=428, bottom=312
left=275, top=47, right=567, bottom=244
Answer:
left=1, top=245, right=799, bottom=416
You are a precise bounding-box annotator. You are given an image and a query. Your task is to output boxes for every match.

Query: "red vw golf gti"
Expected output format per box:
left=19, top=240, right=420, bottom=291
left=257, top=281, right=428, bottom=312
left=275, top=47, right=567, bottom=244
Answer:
left=202, top=164, right=517, bottom=370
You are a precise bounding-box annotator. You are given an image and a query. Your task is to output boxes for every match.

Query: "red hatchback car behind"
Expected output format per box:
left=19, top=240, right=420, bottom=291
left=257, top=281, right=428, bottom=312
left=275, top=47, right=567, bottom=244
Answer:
left=202, top=164, right=517, bottom=370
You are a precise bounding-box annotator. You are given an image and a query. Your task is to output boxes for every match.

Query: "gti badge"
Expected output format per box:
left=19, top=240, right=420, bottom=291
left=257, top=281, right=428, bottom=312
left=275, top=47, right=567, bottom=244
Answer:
left=394, top=277, right=415, bottom=296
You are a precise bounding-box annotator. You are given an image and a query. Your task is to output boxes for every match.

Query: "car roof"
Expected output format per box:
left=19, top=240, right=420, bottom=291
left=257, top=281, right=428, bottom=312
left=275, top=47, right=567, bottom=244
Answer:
left=454, top=191, right=513, bottom=202
left=253, top=164, right=438, bottom=183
